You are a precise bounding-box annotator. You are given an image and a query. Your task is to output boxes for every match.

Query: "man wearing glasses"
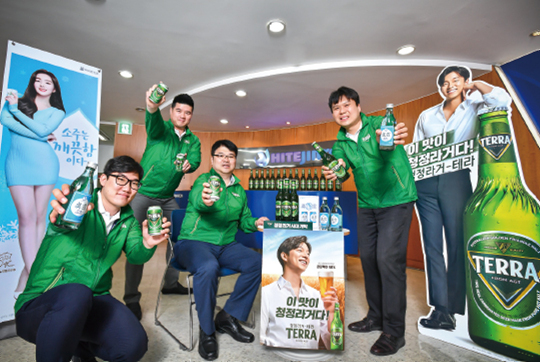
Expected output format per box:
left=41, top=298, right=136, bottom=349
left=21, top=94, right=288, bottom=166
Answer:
left=123, top=84, right=202, bottom=320
left=14, top=156, right=171, bottom=362
left=174, top=140, right=268, bottom=361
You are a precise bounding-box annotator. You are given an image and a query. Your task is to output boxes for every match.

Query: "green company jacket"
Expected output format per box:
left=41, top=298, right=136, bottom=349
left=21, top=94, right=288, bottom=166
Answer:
left=14, top=190, right=156, bottom=313
left=178, top=168, right=258, bottom=245
left=332, top=113, right=417, bottom=209
left=139, top=110, right=201, bottom=199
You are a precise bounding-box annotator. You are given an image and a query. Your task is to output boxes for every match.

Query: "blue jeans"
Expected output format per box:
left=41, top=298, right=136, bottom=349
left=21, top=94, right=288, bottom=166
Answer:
left=16, top=283, right=148, bottom=362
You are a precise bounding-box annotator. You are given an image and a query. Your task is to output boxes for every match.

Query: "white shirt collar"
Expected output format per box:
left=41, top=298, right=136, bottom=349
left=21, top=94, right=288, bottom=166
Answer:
left=174, top=128, right=186, bottom=140
left=345, top=124, right=362, bottom=143
left=98, top=191, right=121, bottom=234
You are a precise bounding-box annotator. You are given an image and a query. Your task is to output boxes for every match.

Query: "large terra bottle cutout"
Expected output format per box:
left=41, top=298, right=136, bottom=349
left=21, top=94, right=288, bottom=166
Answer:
left=463, top=107, right=540, bottom=362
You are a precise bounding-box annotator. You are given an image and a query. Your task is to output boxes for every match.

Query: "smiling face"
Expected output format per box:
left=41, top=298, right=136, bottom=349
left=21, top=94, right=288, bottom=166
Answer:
left=99, top=171, right=139, bottom=214
left=331, top=96, right=362, bottom=133
left=282, top=242, right=311, bottom=274
left=440, top=71, right=466, bottom=102
left=211, top=145, right=237, bottom=178
left=169, top=102, right=193, bottom=131
left=33, top=73, right=56, bottom=98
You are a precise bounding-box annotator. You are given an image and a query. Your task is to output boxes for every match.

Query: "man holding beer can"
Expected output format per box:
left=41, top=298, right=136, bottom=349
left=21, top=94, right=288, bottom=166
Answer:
left=123, top=84, right=201, bottom=320
left=173, top=140, right=268, bottom=361
left=322, top=87, right=417, bottom=356
left=14, top=156, right=171, bottom=362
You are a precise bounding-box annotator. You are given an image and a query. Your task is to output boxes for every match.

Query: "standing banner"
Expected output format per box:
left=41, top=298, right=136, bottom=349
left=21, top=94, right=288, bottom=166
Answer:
left=260, top=221, right=345, bottom=352
left=405, top=65, right=539, bottom=361
left=0, top=41, right=101, bottom=323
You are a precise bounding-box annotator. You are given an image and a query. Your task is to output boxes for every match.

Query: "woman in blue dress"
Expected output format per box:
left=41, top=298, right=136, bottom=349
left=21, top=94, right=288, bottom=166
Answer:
left=0, top=69, right=66, bottom=296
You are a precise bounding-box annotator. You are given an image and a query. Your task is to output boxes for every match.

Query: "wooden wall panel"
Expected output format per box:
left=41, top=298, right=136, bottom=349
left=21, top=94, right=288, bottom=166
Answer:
left=112, top=70, right=540, bottom=269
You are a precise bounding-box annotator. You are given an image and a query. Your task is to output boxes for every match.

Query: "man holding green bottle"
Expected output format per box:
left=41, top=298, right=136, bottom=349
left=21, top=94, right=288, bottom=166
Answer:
left=323, top=86, right=417, bottom=356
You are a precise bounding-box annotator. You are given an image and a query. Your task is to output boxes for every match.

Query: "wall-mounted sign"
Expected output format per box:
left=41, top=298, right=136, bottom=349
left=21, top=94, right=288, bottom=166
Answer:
left=237, top=141, right=335, bottom=169
left=118, top=121, right=132, bottom=135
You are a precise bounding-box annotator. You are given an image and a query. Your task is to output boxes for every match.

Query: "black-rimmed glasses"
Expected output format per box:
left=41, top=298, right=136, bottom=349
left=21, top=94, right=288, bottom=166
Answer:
left=212, top=154, right=236, bottom=160
left=108, top=174, right=142, bottom=190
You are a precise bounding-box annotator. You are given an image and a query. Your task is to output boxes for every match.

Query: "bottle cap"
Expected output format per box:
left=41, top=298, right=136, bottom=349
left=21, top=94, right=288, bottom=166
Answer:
left=334, top=196, right=339, bottom=200
left=322, top=196, right=327, bottom=200
left=87, top=162, right=98, bottom=169
left=386, top=103, right=394, bottom=108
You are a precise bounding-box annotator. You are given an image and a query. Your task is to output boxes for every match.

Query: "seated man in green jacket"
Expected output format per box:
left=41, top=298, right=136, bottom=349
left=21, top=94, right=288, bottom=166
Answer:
left=323, top=87, right=417, bottom=357
left=14, top=156, right=171, bottom=362
left=173, top=140, right=268, bottom=361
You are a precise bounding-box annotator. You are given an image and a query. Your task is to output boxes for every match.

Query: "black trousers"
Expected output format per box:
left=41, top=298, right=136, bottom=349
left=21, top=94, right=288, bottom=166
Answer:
left=415, top=169, right=472, bottom=315
left=16, top=283, right=148, bottom=362
left=357, top=202, right=414, bottom=338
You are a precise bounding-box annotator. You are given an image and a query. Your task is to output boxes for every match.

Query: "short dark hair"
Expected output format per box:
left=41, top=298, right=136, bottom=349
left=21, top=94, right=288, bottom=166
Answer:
left=103, top=155, right=144, bottom=180
left=328, top=86, right=360, bottom=111
left=212, top=139, right=238, bottom=157
left=171, top=93, right=194, bottom=111
left=277, top=236, right=311, bottom=269
left=437, top=66, right=471, bottom=87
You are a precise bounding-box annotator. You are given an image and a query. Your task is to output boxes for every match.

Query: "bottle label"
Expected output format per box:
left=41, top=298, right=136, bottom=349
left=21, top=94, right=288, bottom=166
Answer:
left=292, top=202, right=299, bottom=218
left=331, top=328, right=343, bottom=348
left=301, top=179, right=306, bottom=189
left=275, top=201, right=282, bottom=217
left=479, top=132, right=514, bottom=161
left=300, top=211, right=308, bottom=222
left=249, top=179, right=253, bottom=189
left=330, top=214, right=342, bottom=229
left=282, top=201, right=292, bottom=217
left=380, top=125, right=394, bottom=147
left=467, top=231, right=540, bottom=328
left=313, top=179, right=319, bottom=189
left=329, top=160, right=346, bottom=179
left=320, top=213, right=330, bottom=229
left=63, top=191, right=91, bottom=223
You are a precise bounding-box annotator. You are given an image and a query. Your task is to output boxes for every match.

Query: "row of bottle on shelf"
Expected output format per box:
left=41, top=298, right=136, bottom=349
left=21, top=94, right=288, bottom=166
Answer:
left=276, top=186, right=343, bottom=232
left=248, top=168, right=343, bottom=191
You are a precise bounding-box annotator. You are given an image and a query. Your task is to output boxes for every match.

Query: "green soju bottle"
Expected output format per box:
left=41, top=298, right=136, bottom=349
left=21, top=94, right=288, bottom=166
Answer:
left=330, top=302, right=344, bottom=350
left=312, top=142, right=350, bottom=182
left=313, top=169, right=319, bottom=190
left=379, top=103, right=396, bottom=151
left=319, top=196, right=330, bottom=231
left=275, top=177, right=284, bottom=221
left=54, top=162, right=97, bottom=230
left=270, top=169, right=276, bottom=190
left=330, top=196, right=343, bottom=231
left=307, top=169, right=313, bottom=190
left=300, top=169, right=306, bottom=190
left=291, top=178, right=299, bottom=221
left=253, top=170, right=260, bottom=190
left=264, top=169, right=271, bottom=190
left=281, top=179, right=292, bottom=221
left=248, top=170, right=254, bottom=190
left=327, top=178, right=334, bottom=191
left=294, top=169, right=300, bottom=191
left=335, top=178, right=342, bottom=191
left=464, top=107, right=540, bottom=361
left=320, top=170, right=327, bottom=191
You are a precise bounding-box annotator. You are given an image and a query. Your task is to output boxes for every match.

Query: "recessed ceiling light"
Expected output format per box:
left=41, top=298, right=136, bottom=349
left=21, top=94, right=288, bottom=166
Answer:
left=267, top=20, right=285, bottom=33
left=245, top=126, right=250, bottom=129
left=397, top=45, right=415, bottom=55
left=531, top=30, right=540, bottom=37
left=135, top=107, right=145, bottom=112
left=220, top=119, right=228, bottom=124
left=236, top=90, right=247, bottom=97
left=286, top=121, right=291, bottom=125
left=119, top=70, right=133, bottom=78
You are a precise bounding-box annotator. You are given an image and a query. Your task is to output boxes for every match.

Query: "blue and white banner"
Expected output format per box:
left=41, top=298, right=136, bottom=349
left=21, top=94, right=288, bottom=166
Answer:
left=0, top=41, right=101, bottom=322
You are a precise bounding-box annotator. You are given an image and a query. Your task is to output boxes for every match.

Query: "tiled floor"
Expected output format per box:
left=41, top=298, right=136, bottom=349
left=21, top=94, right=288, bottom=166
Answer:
left=0, top=243, right=501, bottom=362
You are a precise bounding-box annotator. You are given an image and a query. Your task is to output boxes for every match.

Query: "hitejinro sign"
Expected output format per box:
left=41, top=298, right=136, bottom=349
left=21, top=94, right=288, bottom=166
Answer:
left=237, top=141, right=335, bottom=169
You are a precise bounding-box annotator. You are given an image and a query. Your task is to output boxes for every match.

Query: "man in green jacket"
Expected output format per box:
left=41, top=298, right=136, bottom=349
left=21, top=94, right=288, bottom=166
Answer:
left=124, top=84, right=202, bottom=320
left=14, top=155, right=171, bottom=362
left=323, top=86, right=417, bottom=356
left=174, top=140, right=268, bottom=361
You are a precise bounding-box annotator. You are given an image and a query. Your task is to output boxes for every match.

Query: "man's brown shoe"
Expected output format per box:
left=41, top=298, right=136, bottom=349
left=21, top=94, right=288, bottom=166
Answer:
left=348, top=317, right=382, bottom=333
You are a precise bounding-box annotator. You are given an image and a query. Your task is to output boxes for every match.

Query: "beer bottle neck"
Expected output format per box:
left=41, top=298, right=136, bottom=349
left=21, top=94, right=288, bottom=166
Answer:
left=477, top=113, right=520, bottom=180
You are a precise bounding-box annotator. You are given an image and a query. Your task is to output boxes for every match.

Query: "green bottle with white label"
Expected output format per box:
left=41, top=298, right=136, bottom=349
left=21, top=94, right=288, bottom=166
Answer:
left=312, top=142, right=350, bottom=183
left=330, top=302, right=344, bottom=350
left=54, top=162, right=97, bottom=230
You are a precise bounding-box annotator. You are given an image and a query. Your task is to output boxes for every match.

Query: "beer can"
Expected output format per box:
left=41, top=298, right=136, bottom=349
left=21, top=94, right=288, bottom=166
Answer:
left=147, top=206, right=163, bottom=236
left=175, top=153, right=186, bottom=172
left=209, top=175, right=221, bottom=201
left=149, top=83, right=169, bottom=104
